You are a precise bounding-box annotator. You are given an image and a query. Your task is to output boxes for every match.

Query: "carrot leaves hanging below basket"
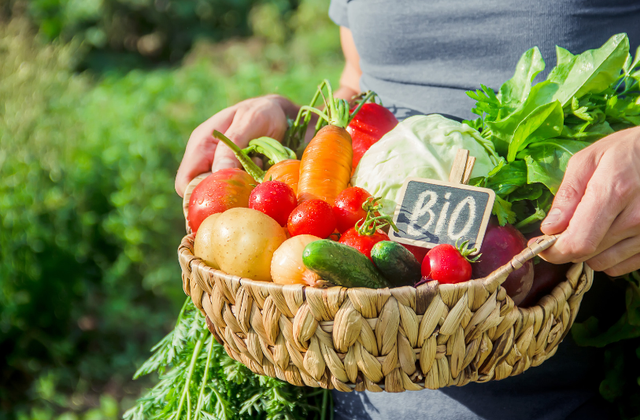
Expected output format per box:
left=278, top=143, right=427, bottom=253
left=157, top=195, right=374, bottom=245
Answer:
left=124, top=298, right=331, bottom=420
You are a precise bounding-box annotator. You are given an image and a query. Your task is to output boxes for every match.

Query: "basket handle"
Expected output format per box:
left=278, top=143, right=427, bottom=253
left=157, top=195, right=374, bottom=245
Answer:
left=482, top=234, right=558, bottom=289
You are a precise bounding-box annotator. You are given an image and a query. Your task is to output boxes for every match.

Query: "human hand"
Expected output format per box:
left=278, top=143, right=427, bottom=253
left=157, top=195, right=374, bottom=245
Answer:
left=539, top=126, right=640, bottom=276
left=175, top=95, right=294, bottom=197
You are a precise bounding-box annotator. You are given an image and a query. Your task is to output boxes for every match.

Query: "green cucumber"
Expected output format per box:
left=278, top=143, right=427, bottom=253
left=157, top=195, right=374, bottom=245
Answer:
left=370, top=241, right=421, bottom=287
left=302, top=240, right=390, bottom=289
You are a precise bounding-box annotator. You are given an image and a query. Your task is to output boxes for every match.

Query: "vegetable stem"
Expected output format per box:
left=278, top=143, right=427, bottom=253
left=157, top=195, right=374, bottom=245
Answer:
left=514, top=208, right=547, bottom=230
left=176, top=297, right=191, bottom=324
left=245, top=137, right=296, bottom=165
left=286, top=88, right=323, bottom=152
left=187, top=387, right=192, bottom=420
left=194, top=336, right=215, bottom=420
left=176, top=335, right=205, bottom=420
left=299, top=106, right=330, bottom=125
left=301, top=80, right=351, bottom=128
left=212, top=130, right=265, bottom=182
left=355, top=197, right=399, bottom=235
left=321, top=389, right=329, bottom=420
left=347, top=90, right=375, bottom=125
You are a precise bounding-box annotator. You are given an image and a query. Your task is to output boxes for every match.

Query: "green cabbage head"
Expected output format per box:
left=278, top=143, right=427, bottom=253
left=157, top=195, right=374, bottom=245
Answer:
left=351, top=114, right=499, bottom=214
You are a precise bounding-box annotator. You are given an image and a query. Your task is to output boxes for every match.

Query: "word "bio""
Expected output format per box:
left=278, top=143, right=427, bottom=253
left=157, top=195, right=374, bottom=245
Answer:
left=390, top=178, right=495, bottom=249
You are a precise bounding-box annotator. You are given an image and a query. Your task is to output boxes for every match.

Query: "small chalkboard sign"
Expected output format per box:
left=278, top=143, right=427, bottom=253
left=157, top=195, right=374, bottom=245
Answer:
left=389, top=177, right=495, bottom=250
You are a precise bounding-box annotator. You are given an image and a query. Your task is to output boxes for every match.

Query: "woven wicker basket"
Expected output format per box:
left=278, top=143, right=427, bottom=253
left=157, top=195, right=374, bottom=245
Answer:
left=179, top=176, right=593, bottom=392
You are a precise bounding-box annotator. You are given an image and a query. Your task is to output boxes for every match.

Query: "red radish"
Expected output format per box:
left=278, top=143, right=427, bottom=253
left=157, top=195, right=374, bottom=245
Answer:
left=339, top=228, right=389, bottom=261
left=347, top=102, right=398, bottom=169
left=422, top=242, right=477, bottom=284
left=471, top=219, right=533, bottom=305
left=187, top=169, right=255, bottom=233
left=519, top=260, right=572, bottom=307
left=249, top=181, right=297, bottom=226
left=287, top=199, right=336, bottom=239
left=333, top=187, right=373, bottom=233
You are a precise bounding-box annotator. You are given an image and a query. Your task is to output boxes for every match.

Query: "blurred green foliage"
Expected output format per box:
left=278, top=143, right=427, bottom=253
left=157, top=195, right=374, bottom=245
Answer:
left=1, top=0, right=303, bottom=72
left=0, top=0, right=342, bottom=417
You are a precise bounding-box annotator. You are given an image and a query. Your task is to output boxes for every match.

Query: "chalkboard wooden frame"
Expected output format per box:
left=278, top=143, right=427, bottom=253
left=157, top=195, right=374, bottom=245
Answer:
left=389, top=177, right=496, bottom=250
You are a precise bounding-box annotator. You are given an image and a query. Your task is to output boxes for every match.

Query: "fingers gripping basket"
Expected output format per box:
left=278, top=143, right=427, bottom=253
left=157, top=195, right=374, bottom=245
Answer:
left=179, top=183, right=593, bottom=392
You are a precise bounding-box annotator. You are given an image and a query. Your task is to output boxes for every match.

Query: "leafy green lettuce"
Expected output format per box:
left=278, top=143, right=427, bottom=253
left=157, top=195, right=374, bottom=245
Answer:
left=466, top=33, right=640, bottom=227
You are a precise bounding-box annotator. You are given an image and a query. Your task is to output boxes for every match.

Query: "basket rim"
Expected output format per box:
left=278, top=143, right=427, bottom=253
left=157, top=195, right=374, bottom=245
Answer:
left=179, top=233, right=592, bottom=316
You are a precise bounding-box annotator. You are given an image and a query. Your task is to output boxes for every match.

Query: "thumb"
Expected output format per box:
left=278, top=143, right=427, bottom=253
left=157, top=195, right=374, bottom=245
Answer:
left=540, top=153, right=596, bottom=235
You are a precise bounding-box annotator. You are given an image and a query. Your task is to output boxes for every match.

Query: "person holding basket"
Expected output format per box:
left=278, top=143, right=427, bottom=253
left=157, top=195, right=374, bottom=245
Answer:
left=176, top=1, right=640, bottom=418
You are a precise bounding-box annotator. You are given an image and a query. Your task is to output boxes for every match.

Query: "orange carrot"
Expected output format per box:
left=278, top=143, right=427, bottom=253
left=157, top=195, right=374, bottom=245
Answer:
left=292, top=80, right=356, bottom=205
left=297, top=125, right=353, bottom=205
left=264, top=159, right=301, bottom=194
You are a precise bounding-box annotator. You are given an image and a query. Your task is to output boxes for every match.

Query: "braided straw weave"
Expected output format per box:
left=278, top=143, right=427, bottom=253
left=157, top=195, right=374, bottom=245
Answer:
left=178, top=231, right=593, bottom=392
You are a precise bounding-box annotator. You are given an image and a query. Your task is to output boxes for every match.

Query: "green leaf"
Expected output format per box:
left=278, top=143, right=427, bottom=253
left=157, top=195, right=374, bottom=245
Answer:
left=492, top=195, right=516, bottom=226
left=623, top=53, right=633, bottom=74
left=625, top=115, right=640, bottom=126
left=498, top=47, right=546, bottom=113
left=556, top=46, right=575, bottom=67
left=631, top=69, right=640, bottom=86
left=572, top=278, right=640, bottom=347
left=487, top=81, right=559, bottom=155
left=509, top=183, right=543, bottom=202
left=506, top=100, right=564, bottom=162
left=467, top=84, right=501, bottom=120
left=523, top=140, right=591, bottom=194
left=627, top=46, right=640, bottom=74
left=571, top=96, right=594, bottom=122
left=485, top=160, right=527, bottom=196
left=536, top=188, right=554, bottom=213
left=600, top=346, right=626, bottom=402
left=565, top=121, right=614, bottom=141
left=548, top=33, right=629, bottom=106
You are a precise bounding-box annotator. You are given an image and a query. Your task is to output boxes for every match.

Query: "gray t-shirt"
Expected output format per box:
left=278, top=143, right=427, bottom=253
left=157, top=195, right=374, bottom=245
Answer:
left=329, top=0, right=640, bottom=121
left=328, top=1, right=638, bottom=418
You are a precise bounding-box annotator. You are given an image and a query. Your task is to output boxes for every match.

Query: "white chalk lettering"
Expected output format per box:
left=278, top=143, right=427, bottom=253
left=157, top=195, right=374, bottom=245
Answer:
left=435, top=194, right=451, bottom=236
left=407, top=190, right=437, bottom=236
left=447, top=196, right=476, bottom=240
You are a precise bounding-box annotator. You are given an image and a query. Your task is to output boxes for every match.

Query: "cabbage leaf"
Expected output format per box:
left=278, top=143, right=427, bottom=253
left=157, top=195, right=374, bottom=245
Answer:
left=352, top=114, right=498, bottom=215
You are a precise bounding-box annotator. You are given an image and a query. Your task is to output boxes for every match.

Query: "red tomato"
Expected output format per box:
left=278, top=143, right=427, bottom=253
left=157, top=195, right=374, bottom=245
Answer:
left=287, top=199, right=337, bottom=238
left=347, top=103, right=399, bottom=168
left=339, top=228, right=389, bottom=261
left=421, top=244, right=472, bottom=284
left=332, top=187, right=373, bottom=233
left=187, top=169, right=255, bottom=233
left=249, top=181, right=297, bottom=226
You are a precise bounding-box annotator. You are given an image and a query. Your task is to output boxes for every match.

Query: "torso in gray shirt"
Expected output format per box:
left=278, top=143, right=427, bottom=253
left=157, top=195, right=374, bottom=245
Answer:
left=330, top=0, right=640, bottom=121
left=327, top=1, right=638, bottom=418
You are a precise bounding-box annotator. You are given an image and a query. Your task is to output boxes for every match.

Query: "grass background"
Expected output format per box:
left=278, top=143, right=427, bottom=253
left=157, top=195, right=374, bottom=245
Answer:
left=0, top=1, right=342, bottom=417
